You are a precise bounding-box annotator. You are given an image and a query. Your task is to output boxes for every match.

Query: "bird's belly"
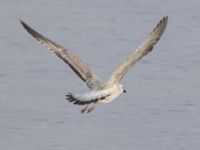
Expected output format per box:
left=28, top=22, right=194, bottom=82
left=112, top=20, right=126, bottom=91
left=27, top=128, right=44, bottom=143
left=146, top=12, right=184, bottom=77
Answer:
left=97, top=84, right=123, bottom=104
left=98, top=93, right=121, bottom=104
left=98, top=98, right=113, bottom=104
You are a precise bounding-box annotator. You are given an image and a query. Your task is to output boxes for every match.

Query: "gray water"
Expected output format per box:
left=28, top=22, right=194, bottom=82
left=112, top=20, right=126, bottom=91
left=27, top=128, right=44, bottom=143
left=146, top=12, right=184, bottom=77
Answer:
left=0, top=0, right=200, bottom=150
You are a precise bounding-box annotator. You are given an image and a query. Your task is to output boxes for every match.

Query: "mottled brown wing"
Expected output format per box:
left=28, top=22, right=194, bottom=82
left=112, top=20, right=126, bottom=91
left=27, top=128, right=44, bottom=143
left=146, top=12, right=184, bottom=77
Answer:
left=105, top=16, right=168, bottom=86
left=20, top=20, right=101, bottom=90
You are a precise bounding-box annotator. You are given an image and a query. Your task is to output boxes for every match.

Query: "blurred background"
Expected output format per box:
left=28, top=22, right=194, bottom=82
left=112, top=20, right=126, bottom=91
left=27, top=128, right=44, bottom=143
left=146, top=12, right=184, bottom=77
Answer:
left=0, top=0, right=200, bottom=149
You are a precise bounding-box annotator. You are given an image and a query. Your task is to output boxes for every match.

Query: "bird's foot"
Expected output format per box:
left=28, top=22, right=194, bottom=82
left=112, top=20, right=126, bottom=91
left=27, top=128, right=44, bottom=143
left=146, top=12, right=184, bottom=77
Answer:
left=81, top=105, right=95, bottom=113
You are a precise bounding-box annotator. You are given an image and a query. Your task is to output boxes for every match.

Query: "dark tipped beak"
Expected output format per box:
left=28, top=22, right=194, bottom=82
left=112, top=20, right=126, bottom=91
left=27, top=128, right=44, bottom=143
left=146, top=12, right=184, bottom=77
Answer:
left=123, top=89, right=126, bottom=93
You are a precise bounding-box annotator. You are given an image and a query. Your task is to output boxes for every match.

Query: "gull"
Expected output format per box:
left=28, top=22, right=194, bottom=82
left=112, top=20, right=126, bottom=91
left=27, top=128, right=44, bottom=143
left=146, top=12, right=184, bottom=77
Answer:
left=20, top=16, right=168, bottom=113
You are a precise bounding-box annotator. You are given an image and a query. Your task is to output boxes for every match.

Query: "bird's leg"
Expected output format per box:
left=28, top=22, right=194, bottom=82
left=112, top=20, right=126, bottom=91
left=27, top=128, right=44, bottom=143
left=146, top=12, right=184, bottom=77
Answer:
left=81, top=104, right=89, bottom=113
left=87, top=105, right=95, bottom=113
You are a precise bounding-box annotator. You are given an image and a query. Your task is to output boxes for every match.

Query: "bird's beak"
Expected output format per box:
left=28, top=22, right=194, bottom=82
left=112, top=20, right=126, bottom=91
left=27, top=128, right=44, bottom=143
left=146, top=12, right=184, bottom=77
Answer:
left=123, top=89, right=126, bottom=93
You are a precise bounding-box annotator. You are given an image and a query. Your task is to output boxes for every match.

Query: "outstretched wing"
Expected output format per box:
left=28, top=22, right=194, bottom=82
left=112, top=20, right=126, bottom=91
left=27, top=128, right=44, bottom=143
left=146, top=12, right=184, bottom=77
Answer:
left=20, top=20, right=101, bottom=90
left=105, top=16, right=168, bottom=85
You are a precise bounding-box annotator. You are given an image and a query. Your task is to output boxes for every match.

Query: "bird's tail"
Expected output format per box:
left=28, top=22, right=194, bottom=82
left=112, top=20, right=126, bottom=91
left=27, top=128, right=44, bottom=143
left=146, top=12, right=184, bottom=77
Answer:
left=66, top=90, right=111, bottom=105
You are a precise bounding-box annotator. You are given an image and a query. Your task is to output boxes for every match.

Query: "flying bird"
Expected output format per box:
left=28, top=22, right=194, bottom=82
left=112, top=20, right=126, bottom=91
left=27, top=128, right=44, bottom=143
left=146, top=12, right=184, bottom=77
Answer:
left=20, top=16, right=168, bottom=113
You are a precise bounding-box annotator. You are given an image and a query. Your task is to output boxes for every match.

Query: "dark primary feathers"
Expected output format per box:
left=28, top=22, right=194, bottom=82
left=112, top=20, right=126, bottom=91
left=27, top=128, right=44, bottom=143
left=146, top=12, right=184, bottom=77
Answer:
left=20, top=20, right=101, bottom=90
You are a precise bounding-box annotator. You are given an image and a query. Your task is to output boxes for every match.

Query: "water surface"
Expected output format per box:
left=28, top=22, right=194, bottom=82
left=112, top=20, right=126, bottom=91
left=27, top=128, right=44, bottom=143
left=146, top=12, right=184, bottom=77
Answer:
left=0, top=0, right=200, bottom=150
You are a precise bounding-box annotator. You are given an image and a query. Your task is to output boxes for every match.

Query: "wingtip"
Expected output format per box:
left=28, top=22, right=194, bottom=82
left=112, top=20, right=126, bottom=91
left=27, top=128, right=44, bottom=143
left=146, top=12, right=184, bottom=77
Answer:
left=19, top=19, right=28, bottom=29
left=19, top=19, right=24, bottom=25
left=163, top=16, right=168, bottom=22
left=19, top=20, right=40, bottom=38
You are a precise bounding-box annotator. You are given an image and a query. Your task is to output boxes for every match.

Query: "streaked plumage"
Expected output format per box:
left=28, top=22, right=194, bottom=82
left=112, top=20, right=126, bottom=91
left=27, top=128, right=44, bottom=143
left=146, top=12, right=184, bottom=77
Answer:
left=20, top=16, right=168, bottom=113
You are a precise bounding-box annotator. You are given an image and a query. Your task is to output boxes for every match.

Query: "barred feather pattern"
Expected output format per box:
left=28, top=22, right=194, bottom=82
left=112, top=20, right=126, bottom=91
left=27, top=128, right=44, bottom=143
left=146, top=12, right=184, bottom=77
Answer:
left=66, top=90, right=111, bottom=105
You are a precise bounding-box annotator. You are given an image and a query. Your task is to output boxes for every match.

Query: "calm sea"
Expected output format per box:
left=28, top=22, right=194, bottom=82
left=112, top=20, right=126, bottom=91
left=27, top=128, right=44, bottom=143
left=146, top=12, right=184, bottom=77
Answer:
left=0, top=0, right=200, bottom=149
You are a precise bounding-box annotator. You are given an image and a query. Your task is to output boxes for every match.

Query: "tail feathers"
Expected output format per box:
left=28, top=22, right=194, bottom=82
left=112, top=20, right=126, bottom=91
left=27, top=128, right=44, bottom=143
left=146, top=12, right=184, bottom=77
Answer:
left=66, top=92, right=110, bottom=105
left=66, top=93, right=98, bottom=105
left=81, top=105, right=95, bottom=113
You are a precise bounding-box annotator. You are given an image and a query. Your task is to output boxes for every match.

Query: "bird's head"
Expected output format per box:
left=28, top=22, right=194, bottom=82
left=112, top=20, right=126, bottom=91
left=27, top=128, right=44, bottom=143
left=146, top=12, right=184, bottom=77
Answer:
left=123, top=89, right=127, bottom=93
left=121, top=85, right=126, bottom=93
left=119, top=84, right=126, bottom=94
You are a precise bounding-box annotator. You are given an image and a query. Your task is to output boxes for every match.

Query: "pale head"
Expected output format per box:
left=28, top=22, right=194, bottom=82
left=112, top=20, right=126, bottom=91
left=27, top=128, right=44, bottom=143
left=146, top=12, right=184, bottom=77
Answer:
left=119, top=84, right=126, bottom=94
